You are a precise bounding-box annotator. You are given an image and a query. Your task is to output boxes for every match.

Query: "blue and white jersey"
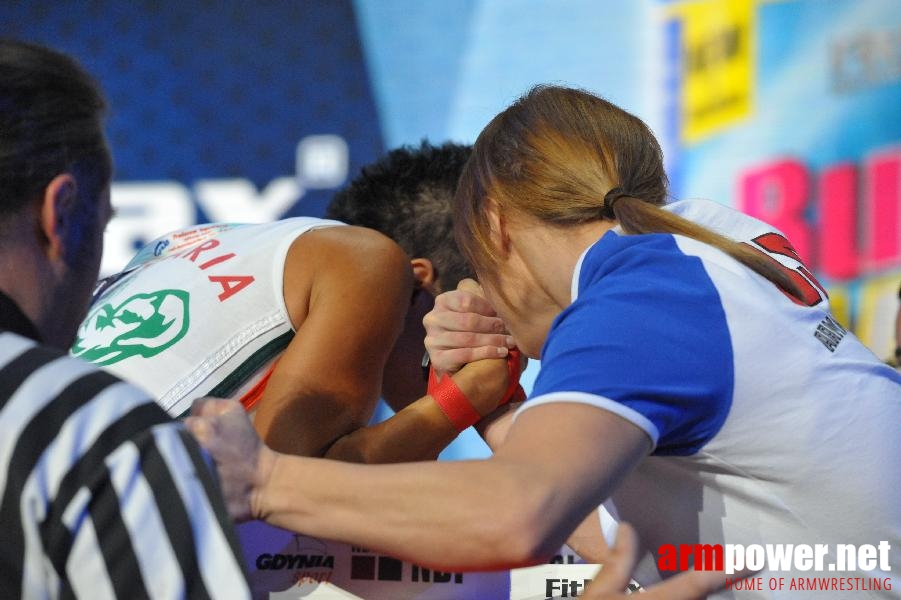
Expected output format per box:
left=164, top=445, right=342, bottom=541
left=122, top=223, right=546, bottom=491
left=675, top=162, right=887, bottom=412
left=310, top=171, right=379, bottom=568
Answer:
left=520, top=200, right=901, bottom=596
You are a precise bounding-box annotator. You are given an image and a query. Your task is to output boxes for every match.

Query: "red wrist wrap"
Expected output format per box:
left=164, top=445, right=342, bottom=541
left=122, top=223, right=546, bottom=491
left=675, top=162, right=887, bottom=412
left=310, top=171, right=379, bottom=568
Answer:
left=428, top=368, right=481, bottom=432
left=501, top=348, right=526, bottom=405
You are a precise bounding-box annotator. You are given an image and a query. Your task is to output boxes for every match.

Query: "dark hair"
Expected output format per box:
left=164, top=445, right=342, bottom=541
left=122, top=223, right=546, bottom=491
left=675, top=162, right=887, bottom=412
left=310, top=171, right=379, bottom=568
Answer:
left=0, top=39, right=112, bottom=222
left=327, top=140, right=474, bottom=293
left=456, top=85, right=803, bottom=300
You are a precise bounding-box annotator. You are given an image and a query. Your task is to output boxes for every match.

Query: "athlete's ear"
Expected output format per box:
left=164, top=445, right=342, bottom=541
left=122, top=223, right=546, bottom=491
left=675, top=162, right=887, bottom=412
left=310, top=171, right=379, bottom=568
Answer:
left=485, top=198, right=510, bottom=255
left=37, top=173, right=79, bottom=262
left=411, top=258, right=438, bottom=295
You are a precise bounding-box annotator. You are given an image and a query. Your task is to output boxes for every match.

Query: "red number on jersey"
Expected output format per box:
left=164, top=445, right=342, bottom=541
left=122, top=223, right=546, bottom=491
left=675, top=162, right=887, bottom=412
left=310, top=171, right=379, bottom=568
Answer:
left=743, top=232, right=827, bottom=307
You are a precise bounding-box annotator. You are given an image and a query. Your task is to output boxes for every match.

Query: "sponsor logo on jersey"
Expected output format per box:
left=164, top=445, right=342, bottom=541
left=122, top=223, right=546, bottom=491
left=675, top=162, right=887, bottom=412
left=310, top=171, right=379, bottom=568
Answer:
left=72, top=289, right=190, bottom=365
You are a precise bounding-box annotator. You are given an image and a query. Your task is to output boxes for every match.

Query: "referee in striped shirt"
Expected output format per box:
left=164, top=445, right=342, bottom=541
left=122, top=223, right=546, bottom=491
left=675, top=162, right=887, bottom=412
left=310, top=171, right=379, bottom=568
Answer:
left=0, top=40, right=251, bottom=599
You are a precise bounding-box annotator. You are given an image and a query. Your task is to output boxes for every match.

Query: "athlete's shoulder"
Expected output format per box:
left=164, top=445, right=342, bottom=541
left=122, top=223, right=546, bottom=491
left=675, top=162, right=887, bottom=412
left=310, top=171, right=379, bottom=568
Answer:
left=291, top=224, right=409, bottom=275
left=664, top=198, right=783, bottom=242
left=281, top=224, right=411, bottom=323
left=575, top=229, right=691, bottom=297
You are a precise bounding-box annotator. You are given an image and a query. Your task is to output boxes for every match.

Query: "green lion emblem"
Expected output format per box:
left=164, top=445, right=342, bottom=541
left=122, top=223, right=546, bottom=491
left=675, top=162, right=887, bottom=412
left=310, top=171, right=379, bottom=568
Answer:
left=72, top=289, right=190, bottom=366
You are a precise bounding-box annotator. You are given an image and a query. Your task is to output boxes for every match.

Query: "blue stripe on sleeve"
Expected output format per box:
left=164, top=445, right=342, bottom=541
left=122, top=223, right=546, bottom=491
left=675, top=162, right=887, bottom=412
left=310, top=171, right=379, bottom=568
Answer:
left=531, top=231, right=734, bottom=456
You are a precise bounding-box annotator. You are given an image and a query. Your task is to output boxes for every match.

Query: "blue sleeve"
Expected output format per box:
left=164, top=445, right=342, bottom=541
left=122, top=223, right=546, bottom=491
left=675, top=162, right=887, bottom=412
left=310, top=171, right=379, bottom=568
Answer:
left=529, top=234, right=734, bottom=456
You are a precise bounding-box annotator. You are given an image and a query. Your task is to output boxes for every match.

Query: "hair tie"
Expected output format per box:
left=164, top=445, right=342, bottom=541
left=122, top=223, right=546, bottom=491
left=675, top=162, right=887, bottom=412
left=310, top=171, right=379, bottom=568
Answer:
left=603, top=187, right=628, bottom=219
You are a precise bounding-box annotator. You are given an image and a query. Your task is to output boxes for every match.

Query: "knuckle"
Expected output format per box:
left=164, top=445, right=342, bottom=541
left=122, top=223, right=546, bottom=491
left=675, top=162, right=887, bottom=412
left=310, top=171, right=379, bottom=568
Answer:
left=434, top=292, right=454, bottom=309
left=445, top=348, right=467, bottom=364
left=424, top=334, right=439, bottom=351
left=462, top=313, right=481, bottom=331
left=460, top=331, right=479, bottom=346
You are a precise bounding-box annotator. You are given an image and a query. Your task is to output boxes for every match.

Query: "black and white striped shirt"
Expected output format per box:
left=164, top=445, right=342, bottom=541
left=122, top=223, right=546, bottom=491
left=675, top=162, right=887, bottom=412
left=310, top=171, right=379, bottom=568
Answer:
left=0, top=326, right=252, bottom=599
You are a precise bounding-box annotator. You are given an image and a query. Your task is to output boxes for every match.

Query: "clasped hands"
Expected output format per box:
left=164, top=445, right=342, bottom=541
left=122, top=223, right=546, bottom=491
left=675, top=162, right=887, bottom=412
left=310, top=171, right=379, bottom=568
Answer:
left=185, top=279, right=740, bottom=599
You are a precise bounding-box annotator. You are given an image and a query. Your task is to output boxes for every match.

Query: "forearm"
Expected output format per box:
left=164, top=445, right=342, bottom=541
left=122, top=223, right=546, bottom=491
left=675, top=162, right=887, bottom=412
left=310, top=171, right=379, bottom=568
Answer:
left=322, top=398, right=458, bottom=462
left=189, top=398, right=649, bottom=576
left=474, top=403, right=518, bottom=451
left=323, top=361, right=509, bottom=463
left=257, top=452, right=556, bottom=571
left=475, top=407, right=612, bottom=565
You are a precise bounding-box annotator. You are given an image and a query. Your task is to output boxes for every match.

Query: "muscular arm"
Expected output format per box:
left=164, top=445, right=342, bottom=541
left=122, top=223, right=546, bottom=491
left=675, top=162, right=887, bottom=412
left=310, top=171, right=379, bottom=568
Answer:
left=476, top=403, right=613, bottom=564
left=192, top=384, right=732, bottom=598
left=433, top=282, right=612, bottom=563
left=252, top=227, right=508, bottom=462
left=191, top=393, right=650, bottom=572
left=252, top=226, right=407, bottom=457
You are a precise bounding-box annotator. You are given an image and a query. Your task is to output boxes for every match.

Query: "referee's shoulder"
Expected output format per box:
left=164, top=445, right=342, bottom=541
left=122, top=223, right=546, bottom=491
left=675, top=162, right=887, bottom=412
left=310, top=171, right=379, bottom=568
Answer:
left=0, top=329, right=67, bottom=370
left=0, top=329, right=166, bottom=423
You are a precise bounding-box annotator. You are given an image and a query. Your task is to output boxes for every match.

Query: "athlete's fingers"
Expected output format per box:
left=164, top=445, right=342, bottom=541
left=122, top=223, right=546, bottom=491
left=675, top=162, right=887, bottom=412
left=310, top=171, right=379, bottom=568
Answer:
left=186, top=398, right=268, bottom=522
left=456, top=278, right=486, bottom=297
left=190, top=395, right=237, bottom=418
left=581, top=523, right=639, bottom=596
left=425, top=328, right=514, bottom=351
left=434, top=287, right=498, bottom=318
left=425, top=286, right=513, bottom=373
left=581, top=522, right=755, bottom=600
left=186, top=399, right=248, bottom=461
left=426, top=346, right=511, bottom=375
left=424, top=306, right=508, bottom=336
left=425, top=330, right=513, bottom=373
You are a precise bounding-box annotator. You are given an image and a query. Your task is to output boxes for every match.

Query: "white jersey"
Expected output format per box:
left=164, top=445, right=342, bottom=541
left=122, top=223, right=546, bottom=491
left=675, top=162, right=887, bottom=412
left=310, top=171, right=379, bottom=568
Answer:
left=74, top=217, right=589, bottom=599
left=519, top=199, right=901, bottom=598
left=72, top=218, right=343, bottom=418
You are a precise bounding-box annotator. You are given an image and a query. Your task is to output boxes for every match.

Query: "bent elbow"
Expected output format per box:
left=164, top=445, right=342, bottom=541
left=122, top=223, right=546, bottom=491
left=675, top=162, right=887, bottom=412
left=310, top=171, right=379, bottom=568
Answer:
left=480, top=492, right=563, bottom=569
